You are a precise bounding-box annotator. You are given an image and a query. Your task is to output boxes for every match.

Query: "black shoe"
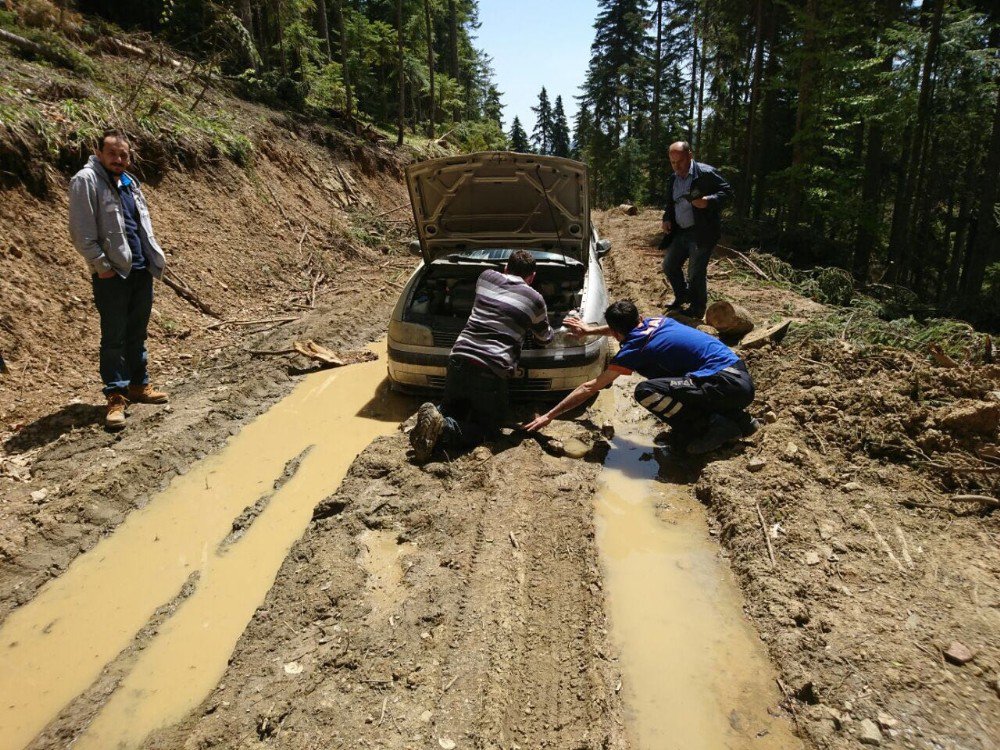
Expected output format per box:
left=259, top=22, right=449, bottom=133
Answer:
left=686, top=414, right=742, bottom=455
left=665, top=298, right=687, bottom=313
left=682, top=306, right=705, bottom=320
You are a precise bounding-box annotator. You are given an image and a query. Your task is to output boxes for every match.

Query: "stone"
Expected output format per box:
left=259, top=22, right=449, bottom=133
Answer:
left=876, top=712, right=898, bottom=730
left=842, top=482, right=863, bottom=493
left=747, top=457, right=767, bottom=472
left=29, top=489, right=48, bottom=503
left=804, top=551, right=822, bottom=566
left=858, top=718, right=882, bottom=745
left=944, top=641, right=975, bottom=665
left=764, top=410, right=778, bottom=424
left=438, top=739, right=457, bottom=750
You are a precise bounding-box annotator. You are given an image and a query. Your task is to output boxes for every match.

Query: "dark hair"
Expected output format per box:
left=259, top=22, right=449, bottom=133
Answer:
left=98, top=129, right=130, bottom=152
left=506, top=249, right=536, bottom=279
left=605, top=300, right=640, bottom=337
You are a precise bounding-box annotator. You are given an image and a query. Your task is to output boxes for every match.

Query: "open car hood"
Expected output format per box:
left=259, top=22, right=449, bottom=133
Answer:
left=405, top=152, right=590, bottom=265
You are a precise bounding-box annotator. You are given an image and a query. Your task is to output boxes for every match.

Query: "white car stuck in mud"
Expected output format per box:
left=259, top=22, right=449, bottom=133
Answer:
left=387, top=151, right=612, bottom=395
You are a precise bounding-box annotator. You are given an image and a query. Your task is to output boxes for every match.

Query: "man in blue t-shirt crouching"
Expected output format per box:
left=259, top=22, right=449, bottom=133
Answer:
left=524, top=299, right=758, bottom=455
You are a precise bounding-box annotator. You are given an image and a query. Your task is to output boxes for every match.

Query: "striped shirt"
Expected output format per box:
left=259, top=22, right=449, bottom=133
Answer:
left=451, top=269, right=553, bottom=377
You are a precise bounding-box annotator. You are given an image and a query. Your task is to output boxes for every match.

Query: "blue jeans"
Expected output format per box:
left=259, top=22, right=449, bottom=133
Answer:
left=662, top=228, right=713, bottom=316
left=439, top=355, right=510, bottom=450
left=91, top=270, right=153, bottom=396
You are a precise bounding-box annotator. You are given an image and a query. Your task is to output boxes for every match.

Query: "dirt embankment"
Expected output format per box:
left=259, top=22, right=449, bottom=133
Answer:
left=601, top=208, right=1000, bottom=749
left=0, top=73, right=416, bottom=623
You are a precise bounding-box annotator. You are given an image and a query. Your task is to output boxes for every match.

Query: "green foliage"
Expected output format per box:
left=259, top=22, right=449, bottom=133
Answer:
left=508, top=115, right=529, bottom=152
left=451, top=119, right=507, bottom=152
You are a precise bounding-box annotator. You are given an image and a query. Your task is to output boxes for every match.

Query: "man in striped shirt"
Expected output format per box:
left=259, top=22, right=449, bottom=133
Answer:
left=410, top=249, right=553, bottom=461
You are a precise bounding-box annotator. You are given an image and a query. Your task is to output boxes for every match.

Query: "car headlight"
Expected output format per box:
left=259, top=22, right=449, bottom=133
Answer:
left=389, top=320, right=434, bottom=347
left=547, top=327, right=601, bottom=348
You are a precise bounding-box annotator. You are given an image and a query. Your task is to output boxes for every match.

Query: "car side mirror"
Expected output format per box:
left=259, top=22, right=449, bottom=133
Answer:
left=596, top=239, right=612, bottom=257
left=407, top=240, right=422, bottom=256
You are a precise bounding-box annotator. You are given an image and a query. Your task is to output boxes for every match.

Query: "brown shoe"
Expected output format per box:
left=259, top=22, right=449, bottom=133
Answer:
left=105, top=393, right=128, bottom=430
left=127, top=384, right=169, bottom=404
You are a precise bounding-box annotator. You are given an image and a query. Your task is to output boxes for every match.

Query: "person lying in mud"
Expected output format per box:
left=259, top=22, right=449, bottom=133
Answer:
left=409, top=249, right=553, bottom=461
left=524, top=299, right=759, bottom=455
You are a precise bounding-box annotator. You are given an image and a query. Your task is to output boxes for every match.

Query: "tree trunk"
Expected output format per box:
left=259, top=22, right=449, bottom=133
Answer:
left=689, top=14, right=698, bottom=142
left=696, top=33, right=707, bottom=149
left=649, top=0, right=664, bottom=203
left=238, top=0, right=253, bottom=40
left=334, top=0, right=353, bottom=121
left=945, top=145, right=980, bottom=300
left=316, top=0, right=332, bottom=61
left=739, top=0, right=765, bottom=219
left=886, top=0, right=944, bottom=284
left=424, top=0, right=435, bottom=138
left=752, top=9, right=777, bottom=220
left=787, top=0, right=818, bottom=232
left=447, top=0, right=459, bottom=77
left=396, top=0, right=405, bottom=146
left=961, top=82, right=1000, bottom=302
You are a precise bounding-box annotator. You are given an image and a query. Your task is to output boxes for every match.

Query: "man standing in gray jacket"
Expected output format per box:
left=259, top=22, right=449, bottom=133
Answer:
left=69, top=129, right=169, bottom=429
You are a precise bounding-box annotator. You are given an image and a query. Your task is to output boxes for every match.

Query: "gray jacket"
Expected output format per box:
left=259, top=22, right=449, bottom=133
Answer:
left=68, top=155, right=166, bottom=278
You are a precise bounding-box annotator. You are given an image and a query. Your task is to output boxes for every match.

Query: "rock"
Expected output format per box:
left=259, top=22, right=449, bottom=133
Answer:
left=29, top=489, right=48, bottom=503
left=937, top=400, right=1000, bottom=436
left=785, top=442, right=799, bottom=457
left=747, top=457, right=767, bottom=472
left=283, top=661, right=303, bottom=675
left=804, top=551, right=822, bottom=566
left=617, top=203, right=638, bottom=216
left=842, top=482, right=863, bottom=493
left=600, top=421, right=615, bottom=439
left=438, top=739, right=457, bottom=750
left=876, top=712, right=898, bottom=730
left=764, top=410, right=778, bottom=424
left=420, top=710, right=433, bottom=723
left=858, top=718, right=882, bottom=745
left=944, top=641, right=975, bottom=665
left=471, top=446, right=491, bottom=461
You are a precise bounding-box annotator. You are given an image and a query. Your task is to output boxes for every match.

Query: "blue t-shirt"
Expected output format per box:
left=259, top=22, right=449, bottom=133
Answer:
left=116, top=173, right=148, bottom=271
left=610, top=316, right=740, bottom=379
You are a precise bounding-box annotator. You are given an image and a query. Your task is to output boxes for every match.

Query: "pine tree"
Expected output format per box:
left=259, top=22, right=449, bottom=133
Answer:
left=530, top=86, right=554, bottom=154
left=484, top=85, right=504, bottom=128
left=509, top=116, right=530, bottom=152
left=551, top=95, right=571, bottom=157
left=572, top=102, right=593, bottom=159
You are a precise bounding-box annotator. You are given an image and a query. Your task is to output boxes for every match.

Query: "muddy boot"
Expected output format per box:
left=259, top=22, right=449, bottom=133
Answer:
left=105, top=393, right=128, bottom=430
left=410, top=402, right=445, bottom=462
left=127, top=384, right=169, bottom=404
left=686, top=414, right=742, bottom=455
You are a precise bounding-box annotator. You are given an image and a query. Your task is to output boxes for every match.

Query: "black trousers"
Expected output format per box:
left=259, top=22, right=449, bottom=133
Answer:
left=634, top=360, right=755, bottom=438
left=439, top=355, right=510, bottom=450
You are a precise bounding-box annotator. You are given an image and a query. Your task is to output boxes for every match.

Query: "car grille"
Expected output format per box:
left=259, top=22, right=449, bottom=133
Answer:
left=426, top=375, right=553, bottom=392
left=430, top=329, right=547, bottom=350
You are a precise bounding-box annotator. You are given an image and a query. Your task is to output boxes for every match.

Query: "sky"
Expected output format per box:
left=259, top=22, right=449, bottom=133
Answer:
left=476, top=0, right=601, bottom=139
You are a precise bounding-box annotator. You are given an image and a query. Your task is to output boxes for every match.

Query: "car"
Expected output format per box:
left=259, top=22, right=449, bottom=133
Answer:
left=387, top=151, right=612, bottom=396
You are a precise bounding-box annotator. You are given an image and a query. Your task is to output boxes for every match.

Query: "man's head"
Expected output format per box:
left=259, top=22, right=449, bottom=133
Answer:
left=668, top=141, right=693, bottom=177
left=505, top=249, right=537, bottom=285
left=605, top=300, right=640, bottom=341
left=96, top=129, right=131, bottom=176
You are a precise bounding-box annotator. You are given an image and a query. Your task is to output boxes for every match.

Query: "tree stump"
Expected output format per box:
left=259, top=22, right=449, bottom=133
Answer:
left=705, top=301, right=755, bottom=338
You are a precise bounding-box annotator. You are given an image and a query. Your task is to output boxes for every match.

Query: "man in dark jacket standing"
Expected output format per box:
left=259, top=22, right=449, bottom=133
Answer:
left=660, top=141, right=733, bottom=319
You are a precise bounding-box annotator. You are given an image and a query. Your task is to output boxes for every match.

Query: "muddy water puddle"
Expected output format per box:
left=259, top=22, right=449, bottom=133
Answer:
left=596, top=429, right=801, bottom=750
left=0, top=343, right=414, bottom=750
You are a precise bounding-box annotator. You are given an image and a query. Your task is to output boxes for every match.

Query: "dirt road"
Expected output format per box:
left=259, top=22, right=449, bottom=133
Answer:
left=1, top=200, right=997, bottom=749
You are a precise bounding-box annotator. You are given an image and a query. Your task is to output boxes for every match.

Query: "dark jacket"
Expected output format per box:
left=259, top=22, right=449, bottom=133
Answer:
left=661, top=160, right=733, bottom=248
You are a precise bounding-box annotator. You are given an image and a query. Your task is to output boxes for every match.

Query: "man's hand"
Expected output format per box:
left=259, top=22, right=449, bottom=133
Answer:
left=97, top=270, right=117, bottom=279
left=691, top=197, right=709, bottom=209
left=661, top=220, right=672, bottom=234
left=563, top=317, right=591, bottom=337
left=523, top=413, right=553, bottom=432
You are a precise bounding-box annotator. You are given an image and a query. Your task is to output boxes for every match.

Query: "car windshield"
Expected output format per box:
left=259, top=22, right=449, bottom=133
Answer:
left=444, top=248, right=581, bottom=265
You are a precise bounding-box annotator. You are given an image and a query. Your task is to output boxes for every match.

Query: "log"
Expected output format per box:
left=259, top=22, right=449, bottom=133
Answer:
left=617, top=203, right=638, bottom=216
left=0, top=27, right=76, bottom=68
left=738, top=318, right=792, bottom=351
left=705, top=300, right=755, bottom=337
left=161, top=271, right=222, bottom=318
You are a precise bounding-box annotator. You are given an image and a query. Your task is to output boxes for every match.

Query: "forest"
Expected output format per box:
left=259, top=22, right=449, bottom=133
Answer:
left=1, top=0, right=997, bottom=324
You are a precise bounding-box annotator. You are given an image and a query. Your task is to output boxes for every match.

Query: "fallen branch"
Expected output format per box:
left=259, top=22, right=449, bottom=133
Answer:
left=206, top=315, right=299, bottom=330
left=161, top=270, right=222, bottom=318
left=0, top=28, right=76, bottom=68
left=248, top=348, right=297, bottom=357
left=755, top=503, right=776, bottom=567
left=375, top=203, right=409, bottom=218
left=717, top=244, right=770, bottom=280
left=950, top=494, right=999, bottom=510
left=859, top=510, right=906, bottom=573
left=264, top=182, right=295, bottom=230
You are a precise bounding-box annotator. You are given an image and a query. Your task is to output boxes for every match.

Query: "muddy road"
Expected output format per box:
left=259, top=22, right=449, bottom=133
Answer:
left=1, top=206, right=998, bottom=750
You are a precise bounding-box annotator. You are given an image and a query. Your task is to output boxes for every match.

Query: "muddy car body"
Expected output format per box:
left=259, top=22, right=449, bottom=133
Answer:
left=387, top=152, right=611, bottom=395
